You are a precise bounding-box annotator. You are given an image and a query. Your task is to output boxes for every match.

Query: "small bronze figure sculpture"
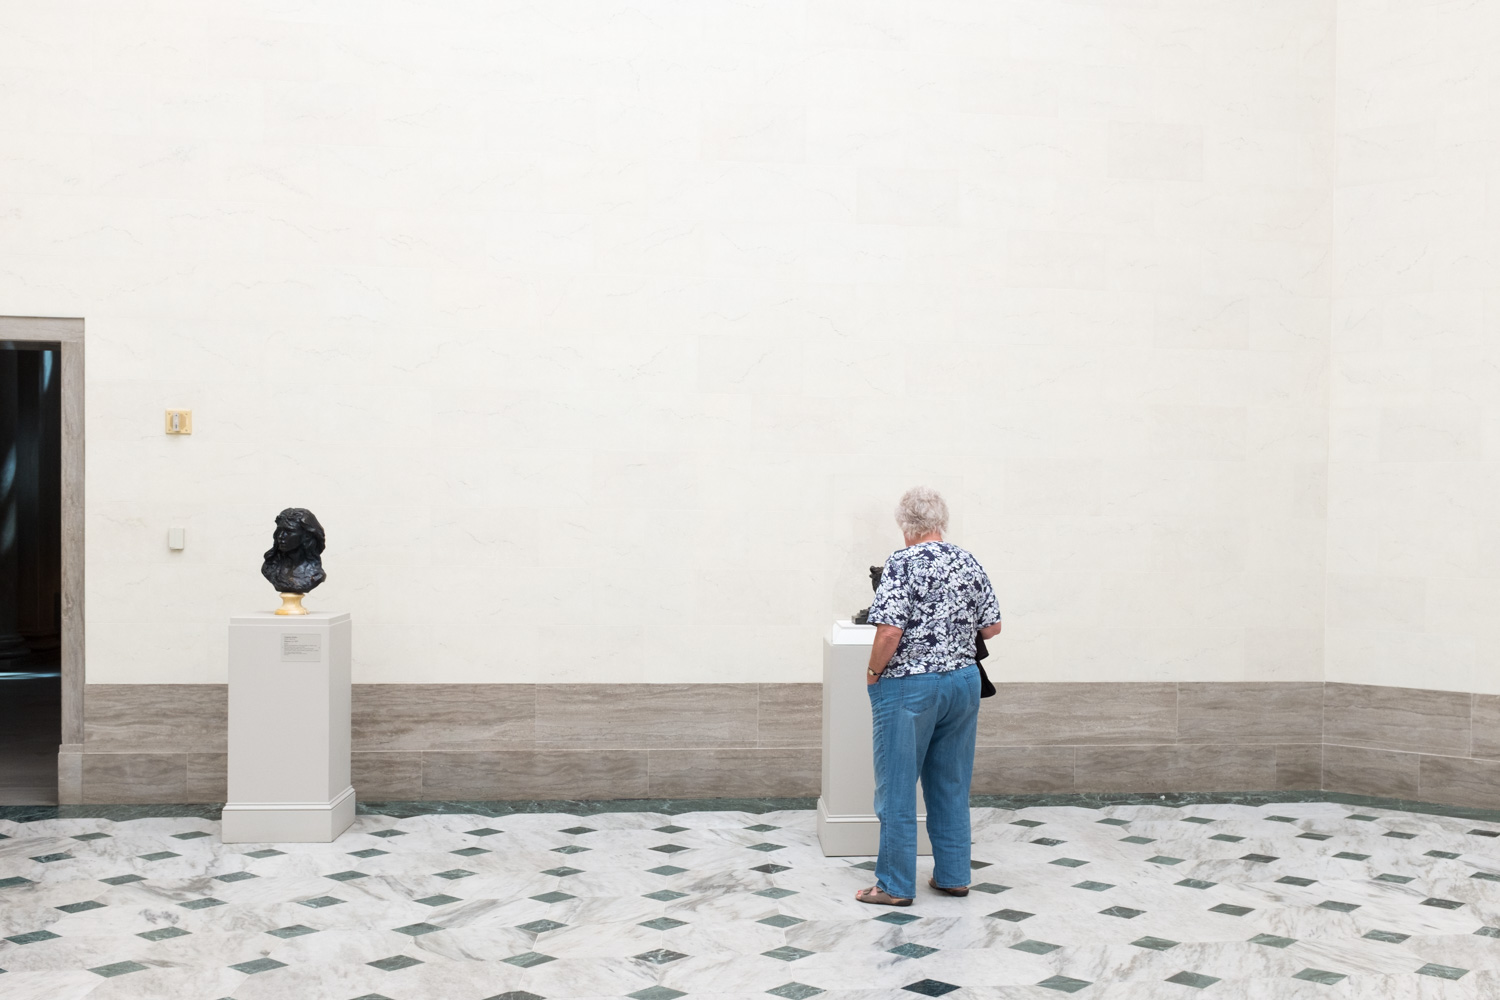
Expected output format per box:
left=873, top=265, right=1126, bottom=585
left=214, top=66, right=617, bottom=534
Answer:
left=852, top=565, right=883, bottom=625
left=261, top=508, right=327, bottom=615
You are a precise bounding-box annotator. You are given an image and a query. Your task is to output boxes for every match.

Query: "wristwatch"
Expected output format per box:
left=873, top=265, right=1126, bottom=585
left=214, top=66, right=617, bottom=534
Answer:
left=867, top=668, right=879, bottom=679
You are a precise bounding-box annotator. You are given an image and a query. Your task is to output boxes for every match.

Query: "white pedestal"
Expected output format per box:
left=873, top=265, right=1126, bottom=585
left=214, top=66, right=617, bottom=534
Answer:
left=817, top=620, right=931, bottom=857
left=221, top=611, right=354, bottom=843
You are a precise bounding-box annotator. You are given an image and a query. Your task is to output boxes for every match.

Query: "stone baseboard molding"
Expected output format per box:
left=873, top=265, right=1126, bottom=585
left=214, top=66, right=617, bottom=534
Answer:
left=61, top=681, right=1500, bottom=811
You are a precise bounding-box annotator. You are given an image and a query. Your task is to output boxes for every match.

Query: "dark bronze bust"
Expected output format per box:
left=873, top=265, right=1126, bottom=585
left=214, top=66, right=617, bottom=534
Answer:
left=261, top=508, right=326, bottom=614
left=852, top=565, right=883, bottom=625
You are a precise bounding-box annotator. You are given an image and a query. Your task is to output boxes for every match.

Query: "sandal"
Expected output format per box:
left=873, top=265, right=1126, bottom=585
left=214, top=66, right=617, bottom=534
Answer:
left=929, top=877, right=968, bottom=897
left=855, top=886, right=913, bottom=907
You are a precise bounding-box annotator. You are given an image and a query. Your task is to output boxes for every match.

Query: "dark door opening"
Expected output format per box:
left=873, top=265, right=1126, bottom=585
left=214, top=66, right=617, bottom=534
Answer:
left=1, top=342, right=62, bottom=804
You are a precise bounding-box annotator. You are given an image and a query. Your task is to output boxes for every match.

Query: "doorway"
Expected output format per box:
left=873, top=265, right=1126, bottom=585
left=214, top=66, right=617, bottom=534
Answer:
left=0, top=342, right=61, bottom=802
left=0, top=316, right=82, bottom=805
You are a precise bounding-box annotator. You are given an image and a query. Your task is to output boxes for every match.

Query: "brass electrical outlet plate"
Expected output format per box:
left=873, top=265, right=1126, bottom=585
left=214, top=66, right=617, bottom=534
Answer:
left=165, top=409, right=192, bottom=434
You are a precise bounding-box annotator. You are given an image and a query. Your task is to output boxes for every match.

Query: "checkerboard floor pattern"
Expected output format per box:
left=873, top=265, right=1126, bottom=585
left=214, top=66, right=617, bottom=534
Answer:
left=3, top=801, right=1500, bottom=998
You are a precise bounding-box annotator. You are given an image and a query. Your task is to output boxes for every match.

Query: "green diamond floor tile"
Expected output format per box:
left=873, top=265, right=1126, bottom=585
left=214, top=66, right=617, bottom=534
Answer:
left=368, top=955, right=423, bottom=972
left=394, top=922, right=443, bottom=936
left=754, top=887, right=796, bottom=899
left=138, top=925, right=191, bottom=941
left=5, top=930, right=60, bottom=945
left=889, top=943, right=938, bottom=959
left=989, top=908, right=1033, bottom=922
left=1037, top=975, right=1092, bottom=993
left=634, top=948, right=688, bottom=964
left=1292, top=968, right=1346, bottom=985
left=768, top=984, right=824, bottom=999
left=501, top=952, right=555, bottom=968
left=648, top=889, right=691, bottom=901
left=1417, top=964, right=1468, bottom=980
left=266, top=925, right=317, bottom=938
left=876, top=912, right=920, bottom=925
left=902, top=980, right=959, bottom=996
left=628, top=988, right=685, bottom=1000
left=229, top=957, right=287, bottom=974
left=1132, top=937, right=1179, bottom=951
left=758, top=914, right=805, bottom=928
left=296, top=896, right=343, bottom=908
left=417, top=894, right=462, bottom=906
left=1166, top=971, right=1220, bottom=989
left=1011, top=939, right=1061, bottom=954
left=640, top=916, right=687, bottom=930
left=517, top=919, right=567, bottom=934
left=90, top=961, right=148, bottom=977
left=531, top=891, right=575, bottom=903
left=764, top=945, right=814, bottom=961
left=1249, top=934, right=1297, bottom=948
left=56, top=900, right=106, bottom=913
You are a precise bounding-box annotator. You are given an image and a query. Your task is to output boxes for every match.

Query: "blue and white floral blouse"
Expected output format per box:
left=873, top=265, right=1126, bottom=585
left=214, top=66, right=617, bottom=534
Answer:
left=866, top=541, right=1001, bottom=679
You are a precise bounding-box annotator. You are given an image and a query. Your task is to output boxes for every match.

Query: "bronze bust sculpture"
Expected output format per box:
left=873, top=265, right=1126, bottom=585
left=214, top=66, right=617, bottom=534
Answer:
left=261, top=508, right=326, bottom=615
left=852, top=565, right=883, bottom=625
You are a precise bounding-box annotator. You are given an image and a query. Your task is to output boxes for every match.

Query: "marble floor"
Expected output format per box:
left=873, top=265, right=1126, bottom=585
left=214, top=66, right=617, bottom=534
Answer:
left=3, top=800, right=1500, bottom=999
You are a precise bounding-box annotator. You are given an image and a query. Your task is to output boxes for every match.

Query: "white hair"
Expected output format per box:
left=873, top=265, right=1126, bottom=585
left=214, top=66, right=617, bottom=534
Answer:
left=895, top=486, right=949, bottom=538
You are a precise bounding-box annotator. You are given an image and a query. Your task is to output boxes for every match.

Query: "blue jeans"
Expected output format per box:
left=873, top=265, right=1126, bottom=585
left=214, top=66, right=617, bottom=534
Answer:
left=868, top=664, right=981, bottom=899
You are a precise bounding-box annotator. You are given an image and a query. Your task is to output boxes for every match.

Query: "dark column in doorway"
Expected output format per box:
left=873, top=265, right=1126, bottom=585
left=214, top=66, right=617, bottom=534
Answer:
left=16, top=350, right=60, bottom=650
left=0, top=349, right=26, bottom=658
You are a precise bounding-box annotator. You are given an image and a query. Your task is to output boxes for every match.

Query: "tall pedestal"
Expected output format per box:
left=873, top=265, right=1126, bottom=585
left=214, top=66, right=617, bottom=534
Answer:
left=222, top=612, right=354, bottom=843
left=817, top=620, right=931, bottom=857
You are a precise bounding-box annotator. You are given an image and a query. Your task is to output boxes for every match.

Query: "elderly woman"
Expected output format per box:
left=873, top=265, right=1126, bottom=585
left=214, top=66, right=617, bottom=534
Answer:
left=855, top=487, right=1001, bottom=906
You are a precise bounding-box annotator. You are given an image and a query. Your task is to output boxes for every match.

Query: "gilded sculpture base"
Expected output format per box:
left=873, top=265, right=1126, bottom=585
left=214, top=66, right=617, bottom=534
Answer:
left=275, top=592, right=309, bottom=616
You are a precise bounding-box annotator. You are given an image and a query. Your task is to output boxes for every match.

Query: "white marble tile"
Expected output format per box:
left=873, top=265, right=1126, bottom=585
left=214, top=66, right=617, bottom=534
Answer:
left=10, top=801, right=1500, bottom=997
